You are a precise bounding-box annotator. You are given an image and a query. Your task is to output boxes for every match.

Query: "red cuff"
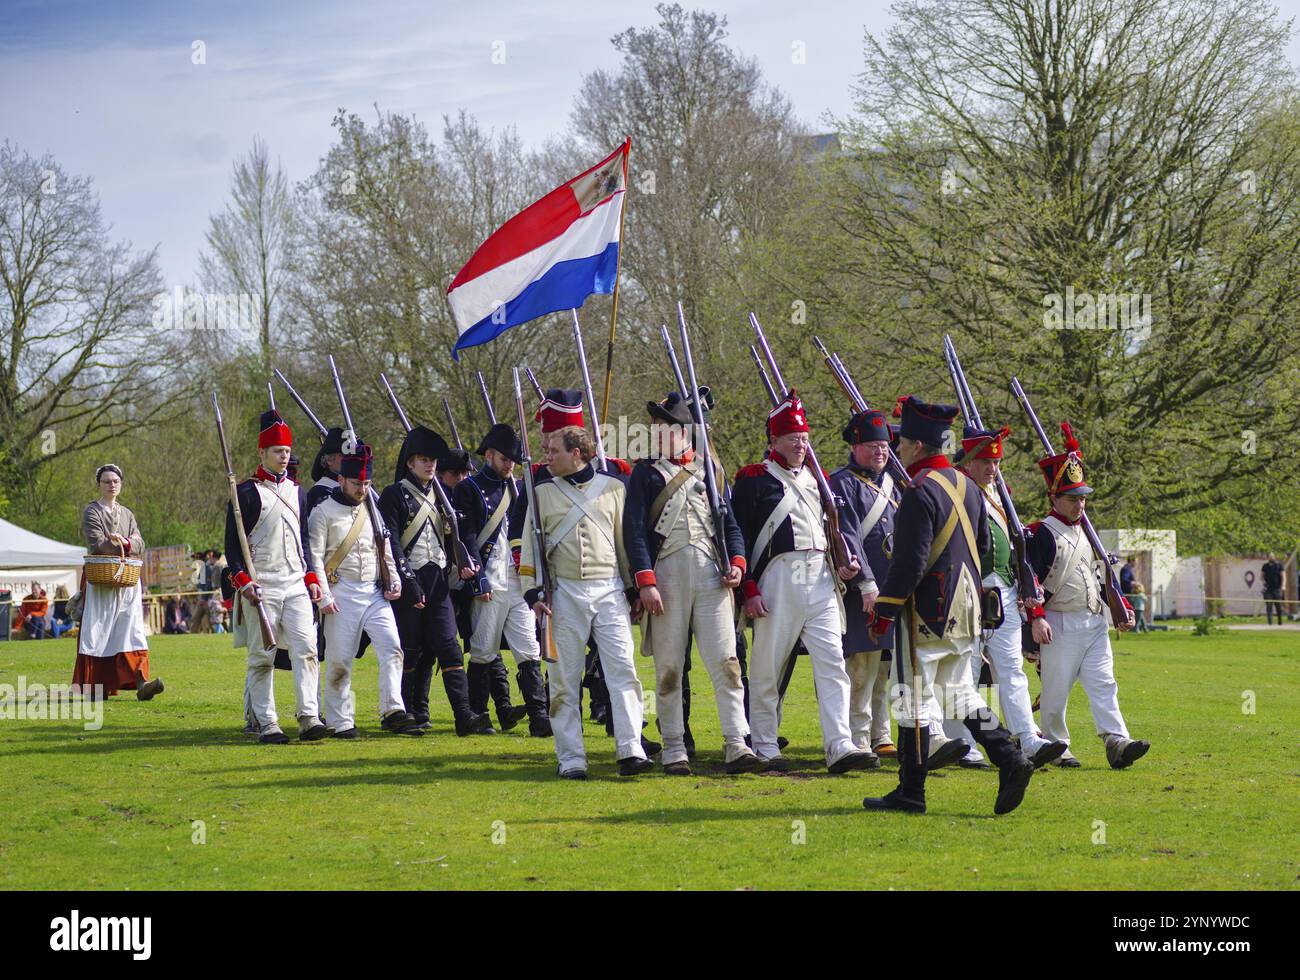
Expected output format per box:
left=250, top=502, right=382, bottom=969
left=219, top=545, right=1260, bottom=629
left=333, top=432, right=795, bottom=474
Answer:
left=870, top=614, right=894, bottom=637
left=635, top=570, right=657, bottom=589
left=1025, top=604, right=1046, bottom=621
left=730, top=555, right=747, bottom=573
left=742, top=580, right=761, bottom=600
left=232, top=570, right=251, bottom=590
left=304, top=571, right=319, bottom=588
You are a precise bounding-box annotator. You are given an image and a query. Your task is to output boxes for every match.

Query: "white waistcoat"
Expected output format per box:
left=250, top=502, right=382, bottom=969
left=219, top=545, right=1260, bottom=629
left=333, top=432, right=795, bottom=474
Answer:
left=652, top=458, right=719, bottom=565
left=1040, top=515, right=1102, bottom=614
left=247, top=479, right=306, bottom=589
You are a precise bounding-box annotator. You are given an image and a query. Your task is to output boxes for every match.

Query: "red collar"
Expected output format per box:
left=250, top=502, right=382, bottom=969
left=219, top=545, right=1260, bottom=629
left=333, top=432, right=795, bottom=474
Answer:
left=906, top=454, right=951, bottom=478
left=669, top=448, right=696, bottom=466
left=255, top=466, right=286, bottom=483
left=768, top=450, right=800, bottom=471
left=1049, top=508, right=1082, bottom=526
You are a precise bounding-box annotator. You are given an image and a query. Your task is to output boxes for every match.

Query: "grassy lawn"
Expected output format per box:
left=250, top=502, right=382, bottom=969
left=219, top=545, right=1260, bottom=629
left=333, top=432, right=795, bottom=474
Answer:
left=0, top=628, right=1296, bottom=890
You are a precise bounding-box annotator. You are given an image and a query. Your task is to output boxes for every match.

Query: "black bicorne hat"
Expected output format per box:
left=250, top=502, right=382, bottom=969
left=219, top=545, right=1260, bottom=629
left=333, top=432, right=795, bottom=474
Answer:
left=647, top=386, right=714, bottom=426
left=311, top=427, right=347, bottom=481
left=476, top=423, right=524, bottom=464
left=394, top=426, right=450, bottom=485
left=438, top=447, right=473, bottom=474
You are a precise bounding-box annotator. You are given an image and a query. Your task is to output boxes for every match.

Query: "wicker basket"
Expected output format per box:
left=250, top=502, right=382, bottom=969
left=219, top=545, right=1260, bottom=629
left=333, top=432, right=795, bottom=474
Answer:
left=85, top=542, right=143, bottom=589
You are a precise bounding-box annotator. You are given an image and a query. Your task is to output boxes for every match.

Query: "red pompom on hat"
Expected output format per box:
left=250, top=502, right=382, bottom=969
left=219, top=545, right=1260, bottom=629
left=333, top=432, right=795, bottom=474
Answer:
left=767, top=390, right=810, bottom=438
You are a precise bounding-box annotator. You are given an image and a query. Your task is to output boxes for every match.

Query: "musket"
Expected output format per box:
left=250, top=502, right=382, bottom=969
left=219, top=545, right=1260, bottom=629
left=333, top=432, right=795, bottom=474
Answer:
left=327, top=356, right=395, bottom=594
left=660, top=323, right=689, bottom=396
left=677, top=305, right=731, bottom=576
left=1010, top=377, right=1133, bottom=630
left=515, top=367, right=558, bottom=663
left=272, top=368, right=329, bottom=440
left=570, top=309, right=608, bottom=471
left=812, top=336, right=910, bottom=489
left=749, top=312, right=854, bottom=572
left=524, top=368, right=545, bottom=404
left=212, top=392, right=276, bottom=650
left=266, top=381, right=276, bottom=413
left=476, top=371, right=497, bottom=424
left=942, top=336, right=1041, bottom=606
left=380, top=373, right=479, bottom=579
left=442, top=398, right=464, bottom=452
left=750, top=345, right=778, bottom=405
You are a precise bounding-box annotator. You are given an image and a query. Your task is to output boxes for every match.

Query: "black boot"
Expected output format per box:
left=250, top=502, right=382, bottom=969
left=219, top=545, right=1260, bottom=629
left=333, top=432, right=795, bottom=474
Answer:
left=489, top=655, right=528, bottom=731
left=466, top=660, right=491, bottom=716
left=411, top=658, right=434, bottom=730
left=681, top=657, right=696, bottom=758
left=517, top=661, right=552, bottom=737
left=443, top=668, right=495, bottom=736
left=863, top=726, right=928, bottom=814
left=964, top=708, right=1034, bottom=815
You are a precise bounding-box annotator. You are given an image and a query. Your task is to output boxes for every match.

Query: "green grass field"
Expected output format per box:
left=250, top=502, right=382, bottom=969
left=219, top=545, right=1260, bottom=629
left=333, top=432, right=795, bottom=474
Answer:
left=1, top=629, right=1296, bottom=890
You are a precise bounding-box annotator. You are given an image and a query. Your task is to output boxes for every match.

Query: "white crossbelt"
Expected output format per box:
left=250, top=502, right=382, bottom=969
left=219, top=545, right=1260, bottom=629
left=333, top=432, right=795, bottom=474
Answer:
left=547, top=474, right=616, bottom=556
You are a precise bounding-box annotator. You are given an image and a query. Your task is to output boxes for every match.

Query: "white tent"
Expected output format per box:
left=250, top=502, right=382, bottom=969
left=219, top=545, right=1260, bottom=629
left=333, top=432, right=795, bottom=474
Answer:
left=0, top=517, right=87, bottom=599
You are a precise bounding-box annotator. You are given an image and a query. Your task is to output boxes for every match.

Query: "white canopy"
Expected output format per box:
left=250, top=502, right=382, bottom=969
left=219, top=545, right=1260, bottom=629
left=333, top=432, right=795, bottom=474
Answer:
left=0, top=517, right=86, bottom=567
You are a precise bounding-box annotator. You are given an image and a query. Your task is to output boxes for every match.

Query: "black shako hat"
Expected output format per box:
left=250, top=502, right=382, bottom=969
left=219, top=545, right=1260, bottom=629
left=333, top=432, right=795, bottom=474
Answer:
left=340, top=443, right=374, bottom=481
left=476, top=423, right=524, bottom=464
left=842, top=409, right=891, bottom=445
left=894, top=395, right=958, bottom=449
left=394, top=426, right=450, bottom=485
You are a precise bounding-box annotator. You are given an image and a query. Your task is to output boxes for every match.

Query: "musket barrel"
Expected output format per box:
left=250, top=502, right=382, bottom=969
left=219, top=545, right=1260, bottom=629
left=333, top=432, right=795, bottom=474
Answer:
left=272, top=368, right=329, bottom=439
left=379, top=373, right=413, bottom=433
left=570, top=309, right=607, bottom=468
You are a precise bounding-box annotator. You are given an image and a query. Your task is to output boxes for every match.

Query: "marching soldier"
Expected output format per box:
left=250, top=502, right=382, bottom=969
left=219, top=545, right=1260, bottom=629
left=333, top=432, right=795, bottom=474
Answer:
left=308, top=442, right=423, bottom=737
left=956, top=426, right=1066, bottom=768
left=456, top=422, right=550, bottom=736
left=520, top=389, right=652, bottom=778
left=306, top=426, right=346, bottom=520
left=862, top=396, right=1036, bottom=815
left=731, top=392, right=874, bottom=774
left=225, top=410, right=328, bottom=744
left=378, top=427, right=495, bottom=736
left=624, top=391, right=761, bottom=775
left=1025, top=425, right=1149, bottom=769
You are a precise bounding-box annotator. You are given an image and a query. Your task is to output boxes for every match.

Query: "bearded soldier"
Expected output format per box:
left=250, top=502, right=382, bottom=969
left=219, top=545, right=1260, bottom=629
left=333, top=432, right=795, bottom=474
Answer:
left=378, top=427, right=494, bottom=736
left=456, top=422, right=550, bottom=737
left=1025, top=425, right=1149, bottom=769
left=520, top=389, right=652, bottom=779
left=956, top=426, right=1066, bottom=769
left=862, top=396, right=1036, bottom=815
left=731, top=392, right=873, bottom=774
left=225, top=410, right=328, bottom=744
left=624, top=391, right=761, bottom=776
left=308, top=443, right=423, bottom=737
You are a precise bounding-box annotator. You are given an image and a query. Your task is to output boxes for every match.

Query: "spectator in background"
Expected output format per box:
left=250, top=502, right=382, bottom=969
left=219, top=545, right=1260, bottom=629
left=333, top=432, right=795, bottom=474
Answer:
left=49, top=584, right=74, bottom=639
left=208, top=593, right=227, bottom=634
left=209, top=550, right=227, bottom=599
left=1119, top=557, right=1136, bottom=599
left=163, top=593, right=191, bottom=634
left=1262, top=554, right=1286, bottom=624
left=19, top=581, right=49, bottom=639
left=1131, top=583, right=1149, bottom=633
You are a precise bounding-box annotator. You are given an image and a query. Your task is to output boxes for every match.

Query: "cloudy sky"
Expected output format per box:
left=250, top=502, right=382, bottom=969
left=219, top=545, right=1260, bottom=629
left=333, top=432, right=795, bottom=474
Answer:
left=4, top=0, right=1299, bottom=291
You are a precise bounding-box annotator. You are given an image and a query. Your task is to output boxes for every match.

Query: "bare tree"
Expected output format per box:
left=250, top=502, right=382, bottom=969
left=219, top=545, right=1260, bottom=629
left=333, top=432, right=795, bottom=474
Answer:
left=199, top=137, right=295, bottom=363
left=0, top=142, right=175, bottom=515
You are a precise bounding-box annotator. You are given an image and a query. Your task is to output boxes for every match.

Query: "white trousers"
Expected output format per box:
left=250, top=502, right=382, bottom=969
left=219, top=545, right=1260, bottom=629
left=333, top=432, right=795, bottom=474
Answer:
left=892, top=627, right=990, bottom=727
left=647, top=546, right=750, bottom=764
left=933, top=646, right=984, bottom=758
left=469, top=569, right=541, bottom=665
left=846, top=649, right=893, bottom=750
left=750, top=552, right=856, bottom=766
left=983, top=579, right=1051, bottom=754
left=244, top=585, right=318, bottom=731
left=549, top=577, right=646, bottom=771
left=322, top=578, right=405, bottom=731
left=1038, top=609, right=1129, bottom=745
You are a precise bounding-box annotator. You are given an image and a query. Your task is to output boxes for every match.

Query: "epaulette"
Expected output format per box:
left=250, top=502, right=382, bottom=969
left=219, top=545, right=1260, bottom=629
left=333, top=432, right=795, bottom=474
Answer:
left=1025, top=520, right=1043, bottom=534
left=735, top=463, right=768, bottom=480
left=610, top=457, right=632, bottom=476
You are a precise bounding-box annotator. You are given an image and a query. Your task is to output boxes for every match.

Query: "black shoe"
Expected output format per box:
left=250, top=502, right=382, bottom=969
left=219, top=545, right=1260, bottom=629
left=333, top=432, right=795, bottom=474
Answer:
left=299, top=722, right=329, bottom=742
left=331, top=727, right=359, bottom=740
left=777, top=736, right=789, bottom=751
left=529, top=716, right=553, bottom=737
left=926, top=740, right=968, bottom=771
left=862, top=788, right=926, bottom=814
left=1055, top=752, right=1082, bottom=768
left=828, top=749, right=877, bottom=774
left=1106, top=737, right=1151, bottom=770
left=959, top=758, right=995, bottom=770
left=455, top=712, right=496, bottom=737
left=381, top=710, right=426, bottom=736
left=640, top=735, right=662, bottom=757
left=1030, top=741, right=1068, bottom=769
left=724, top=752, right=765, bottom=774
left=762, top=756, right=791, bottom=772
left=558, top=768, right=587, bottom=780
left=497, top=704, right=529, bottom=732
left=994, top=759, right=1035, bottom=815
left=662, top=760, right=692, bottom=776
left=258, top=730, right=290, bottom=745
left=590, top=706, right=609, bottom=726
left=412, top=718, right=433, bottom=732
left=618, top=756, right=655, bottom=776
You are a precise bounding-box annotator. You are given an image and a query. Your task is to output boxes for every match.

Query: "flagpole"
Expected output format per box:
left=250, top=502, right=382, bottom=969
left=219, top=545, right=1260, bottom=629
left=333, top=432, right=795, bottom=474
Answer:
left=598, top=138, right=630, bottom=429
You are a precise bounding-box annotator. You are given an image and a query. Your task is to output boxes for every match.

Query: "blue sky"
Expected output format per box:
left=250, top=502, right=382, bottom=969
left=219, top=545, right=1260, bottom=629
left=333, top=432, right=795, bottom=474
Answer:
left=4, top=0, right=1299, bottom=291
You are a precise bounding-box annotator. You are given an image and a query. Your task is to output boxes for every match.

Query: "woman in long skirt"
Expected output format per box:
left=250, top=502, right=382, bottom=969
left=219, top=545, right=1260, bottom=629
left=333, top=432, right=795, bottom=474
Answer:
left=72, top=464, right=164, bottom=700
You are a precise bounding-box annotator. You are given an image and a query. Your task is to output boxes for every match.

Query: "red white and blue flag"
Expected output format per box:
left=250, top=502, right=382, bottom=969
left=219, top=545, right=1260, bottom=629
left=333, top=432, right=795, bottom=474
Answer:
left=447, top=140, right=629, bottom=359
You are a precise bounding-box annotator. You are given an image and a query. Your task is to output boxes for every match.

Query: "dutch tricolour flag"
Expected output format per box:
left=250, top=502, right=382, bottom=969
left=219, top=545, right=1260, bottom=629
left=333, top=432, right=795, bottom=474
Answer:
left=447, top=140, right=629, bottom=359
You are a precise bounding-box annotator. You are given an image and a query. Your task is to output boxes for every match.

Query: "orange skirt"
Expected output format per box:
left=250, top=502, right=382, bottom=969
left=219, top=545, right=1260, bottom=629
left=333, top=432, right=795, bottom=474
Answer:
left=72, top=650, right=150, bottom=697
